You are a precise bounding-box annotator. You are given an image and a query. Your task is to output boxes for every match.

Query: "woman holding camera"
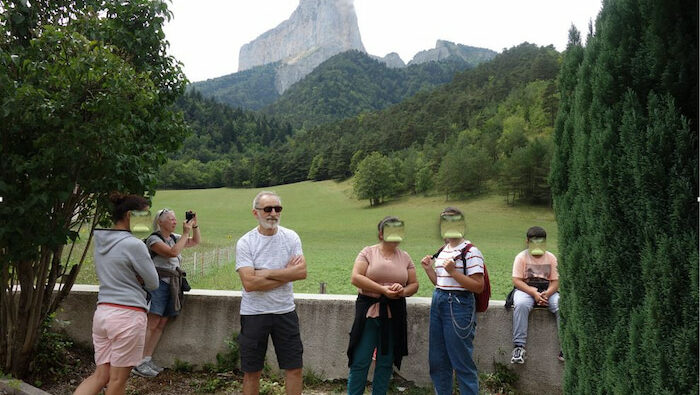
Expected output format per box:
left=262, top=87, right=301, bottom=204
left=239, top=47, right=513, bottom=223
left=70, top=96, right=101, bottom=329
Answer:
left=346, top=216, right=418, bottom=395
left=132, top=209, right=201, bottom=377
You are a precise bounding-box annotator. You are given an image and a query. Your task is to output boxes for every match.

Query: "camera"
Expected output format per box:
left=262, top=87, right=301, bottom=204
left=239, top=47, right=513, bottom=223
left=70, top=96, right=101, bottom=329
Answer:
left=185, top=210, right=195, bottom=222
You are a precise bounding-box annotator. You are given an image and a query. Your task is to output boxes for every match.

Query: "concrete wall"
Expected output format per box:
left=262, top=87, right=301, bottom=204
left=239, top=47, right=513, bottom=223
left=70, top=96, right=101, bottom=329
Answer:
left=58, top=285, right=562, bottom=394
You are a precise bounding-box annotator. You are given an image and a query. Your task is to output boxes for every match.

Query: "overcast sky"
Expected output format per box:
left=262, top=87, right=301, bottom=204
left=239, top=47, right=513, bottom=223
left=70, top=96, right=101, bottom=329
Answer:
left=163, top=0, right=603, bottom=83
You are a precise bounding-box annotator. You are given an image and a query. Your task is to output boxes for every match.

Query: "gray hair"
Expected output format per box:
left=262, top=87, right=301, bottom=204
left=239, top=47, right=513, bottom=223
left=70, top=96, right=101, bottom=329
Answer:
left=152, top=208, right=173, bottom=232
left=252, top=191, right=281, bottom=210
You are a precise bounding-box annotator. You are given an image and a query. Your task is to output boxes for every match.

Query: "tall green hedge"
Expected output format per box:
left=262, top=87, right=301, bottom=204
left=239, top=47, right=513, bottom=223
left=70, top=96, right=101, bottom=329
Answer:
left=550, top=0, right=698, bottom=393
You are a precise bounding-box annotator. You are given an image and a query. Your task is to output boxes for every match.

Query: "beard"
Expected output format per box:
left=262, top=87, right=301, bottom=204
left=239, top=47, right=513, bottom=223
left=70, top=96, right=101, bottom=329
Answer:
left=257, top=216, right=280, bottom=230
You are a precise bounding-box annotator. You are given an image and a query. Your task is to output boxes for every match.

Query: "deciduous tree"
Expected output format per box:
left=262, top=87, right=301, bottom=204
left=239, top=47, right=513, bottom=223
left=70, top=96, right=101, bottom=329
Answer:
left=352, top=152, right=397, bottom=206
left=0, top=0, right=187, bottom=377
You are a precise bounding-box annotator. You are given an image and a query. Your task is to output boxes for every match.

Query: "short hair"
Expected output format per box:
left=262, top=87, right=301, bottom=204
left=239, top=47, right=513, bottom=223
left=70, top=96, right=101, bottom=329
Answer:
left=253, top=191, right=281, bottom=210
left=526, top=226, right=547, bottom=240
left=152, top=208, right=174, bottom=232
left=109, top=193, right=149, bottom=222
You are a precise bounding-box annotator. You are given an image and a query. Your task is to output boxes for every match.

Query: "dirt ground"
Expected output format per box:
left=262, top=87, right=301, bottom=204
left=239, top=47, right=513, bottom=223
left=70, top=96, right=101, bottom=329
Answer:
left=35, top=355, right=346, bottom=395
left=26, top=340, right=399, bottom=395
left=29, top=342, right=243, bottom=395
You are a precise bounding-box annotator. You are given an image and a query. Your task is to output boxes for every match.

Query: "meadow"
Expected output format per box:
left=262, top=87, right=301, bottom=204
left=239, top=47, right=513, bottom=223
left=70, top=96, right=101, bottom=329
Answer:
left=74, top=180, right=558, bottom=298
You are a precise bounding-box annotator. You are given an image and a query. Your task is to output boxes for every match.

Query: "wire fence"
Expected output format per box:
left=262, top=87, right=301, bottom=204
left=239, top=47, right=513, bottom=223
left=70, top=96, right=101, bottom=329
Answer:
left=179, top=246, right=236, bottom=281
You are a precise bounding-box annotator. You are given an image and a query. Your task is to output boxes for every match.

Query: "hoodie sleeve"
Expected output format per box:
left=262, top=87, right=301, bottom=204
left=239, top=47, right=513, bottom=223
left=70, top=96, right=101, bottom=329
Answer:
left=130, top=240, right=159, bottom=291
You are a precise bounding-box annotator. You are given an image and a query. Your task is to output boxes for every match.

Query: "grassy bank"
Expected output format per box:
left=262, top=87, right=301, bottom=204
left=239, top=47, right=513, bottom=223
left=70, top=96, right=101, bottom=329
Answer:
left=74, top=180, right=557, bottom=298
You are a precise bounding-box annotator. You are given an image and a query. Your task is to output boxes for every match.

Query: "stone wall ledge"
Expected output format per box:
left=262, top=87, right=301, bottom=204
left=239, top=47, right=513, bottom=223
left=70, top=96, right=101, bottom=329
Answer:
left=57, top=285, right=562, bottom=394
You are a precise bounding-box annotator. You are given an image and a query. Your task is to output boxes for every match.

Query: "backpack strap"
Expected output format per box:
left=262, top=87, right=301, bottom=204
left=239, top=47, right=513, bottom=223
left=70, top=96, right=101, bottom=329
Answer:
left=432, top=245, right=447, bottom=260
left=459, top=243, right=474, bottom=275
left=147, top=231, right=178, bottom=258
left=150, top=231, right=178, bottom=244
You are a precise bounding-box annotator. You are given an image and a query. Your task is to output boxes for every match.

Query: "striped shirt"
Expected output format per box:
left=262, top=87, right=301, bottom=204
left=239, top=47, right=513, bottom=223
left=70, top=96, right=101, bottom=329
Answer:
left=435, top=240, right=485, bottom=291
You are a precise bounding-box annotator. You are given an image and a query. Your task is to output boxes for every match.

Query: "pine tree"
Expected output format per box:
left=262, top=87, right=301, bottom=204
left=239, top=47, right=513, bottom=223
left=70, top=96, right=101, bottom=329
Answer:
left=551, top=1, right=698, bottom=393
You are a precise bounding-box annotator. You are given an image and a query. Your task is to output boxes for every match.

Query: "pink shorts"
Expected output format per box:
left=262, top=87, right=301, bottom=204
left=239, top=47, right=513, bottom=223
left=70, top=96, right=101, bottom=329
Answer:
left=92, top=304, right=147, bottom=367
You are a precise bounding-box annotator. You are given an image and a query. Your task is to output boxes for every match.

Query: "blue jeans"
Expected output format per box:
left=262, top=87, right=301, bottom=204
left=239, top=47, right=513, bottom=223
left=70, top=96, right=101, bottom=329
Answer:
left=347, top=318, right=394, bottom=395
left=429, top=289, right=479, bottom=395
left=148, top=280, right=178, bottom=317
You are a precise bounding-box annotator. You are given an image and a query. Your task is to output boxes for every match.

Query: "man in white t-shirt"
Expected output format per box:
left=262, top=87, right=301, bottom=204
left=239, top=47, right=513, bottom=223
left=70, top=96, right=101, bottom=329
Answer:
left=235, top=191, right=307, bottom=395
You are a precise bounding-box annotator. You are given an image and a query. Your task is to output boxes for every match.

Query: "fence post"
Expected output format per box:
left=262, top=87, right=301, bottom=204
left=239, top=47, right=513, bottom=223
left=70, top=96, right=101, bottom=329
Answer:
left=193, top=252, right=197, bottom=276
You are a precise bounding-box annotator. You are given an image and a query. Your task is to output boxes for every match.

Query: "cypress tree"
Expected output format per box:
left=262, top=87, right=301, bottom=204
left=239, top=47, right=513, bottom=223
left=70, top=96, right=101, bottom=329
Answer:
left=551, top=0, right=698, bottom=393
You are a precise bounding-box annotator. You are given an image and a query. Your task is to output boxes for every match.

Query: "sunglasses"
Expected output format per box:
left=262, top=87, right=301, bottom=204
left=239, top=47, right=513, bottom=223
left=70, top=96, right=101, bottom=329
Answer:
left=255, top=206, right=283, bottom=213
left=156, top=208, right=172, bottom=219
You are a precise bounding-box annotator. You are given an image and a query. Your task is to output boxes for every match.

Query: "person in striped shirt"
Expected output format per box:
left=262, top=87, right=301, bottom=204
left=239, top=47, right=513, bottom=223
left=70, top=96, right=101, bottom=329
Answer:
left=420, top=207, right=485, bottom=395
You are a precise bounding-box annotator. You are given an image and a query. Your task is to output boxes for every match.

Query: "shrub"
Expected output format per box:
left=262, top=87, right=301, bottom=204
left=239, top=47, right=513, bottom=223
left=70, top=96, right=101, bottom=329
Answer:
left=215, top=332, right=240, bottom=372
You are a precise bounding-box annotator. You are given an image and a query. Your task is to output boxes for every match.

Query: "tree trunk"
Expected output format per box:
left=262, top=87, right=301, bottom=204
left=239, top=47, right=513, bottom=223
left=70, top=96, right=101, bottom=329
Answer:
left=0, top=214, right=96, bottom=378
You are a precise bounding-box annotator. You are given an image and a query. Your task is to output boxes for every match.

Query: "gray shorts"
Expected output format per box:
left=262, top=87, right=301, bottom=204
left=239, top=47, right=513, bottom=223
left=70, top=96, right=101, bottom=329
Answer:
left=238, top=310, right=303, bottom=372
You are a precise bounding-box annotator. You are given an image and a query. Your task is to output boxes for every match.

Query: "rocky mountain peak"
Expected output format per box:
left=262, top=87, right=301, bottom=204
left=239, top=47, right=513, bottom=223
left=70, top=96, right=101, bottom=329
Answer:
left=408, top=40, right=497, bottom=66
left=238, top=0, right=365, bottom=93
left=371, top=52, right=406, bottom=68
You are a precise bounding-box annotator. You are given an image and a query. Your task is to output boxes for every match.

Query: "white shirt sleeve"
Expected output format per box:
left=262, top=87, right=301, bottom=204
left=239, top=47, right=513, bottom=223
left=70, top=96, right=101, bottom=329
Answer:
left=465, top=246, right=485, bottom=276
left=235, top=235, right=254, bottom=270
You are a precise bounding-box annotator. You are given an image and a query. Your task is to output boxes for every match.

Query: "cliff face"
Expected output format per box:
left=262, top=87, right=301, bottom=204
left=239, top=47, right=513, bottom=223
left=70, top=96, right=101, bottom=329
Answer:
left=238, top=0, right=365, bottom=93
left=408, top=40, right=497, bottom=66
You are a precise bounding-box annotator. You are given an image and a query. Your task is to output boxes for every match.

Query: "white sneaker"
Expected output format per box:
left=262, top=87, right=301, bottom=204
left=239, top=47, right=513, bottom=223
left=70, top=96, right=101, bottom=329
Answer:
left=132, top=361, right=159, bottom=377
left=147, top=360, right=164, bottom=373
left=511, top=346, right=526, bottom=364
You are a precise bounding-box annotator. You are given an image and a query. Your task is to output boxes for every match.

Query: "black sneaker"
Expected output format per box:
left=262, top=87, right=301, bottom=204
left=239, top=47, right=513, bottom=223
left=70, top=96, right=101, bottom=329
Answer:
left=511, top=346, right=526, bottom=364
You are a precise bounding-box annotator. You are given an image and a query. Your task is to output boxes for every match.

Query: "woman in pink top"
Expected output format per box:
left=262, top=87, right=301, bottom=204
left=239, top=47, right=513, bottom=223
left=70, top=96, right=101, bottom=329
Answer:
left=346, top=216, right=418, bottom=395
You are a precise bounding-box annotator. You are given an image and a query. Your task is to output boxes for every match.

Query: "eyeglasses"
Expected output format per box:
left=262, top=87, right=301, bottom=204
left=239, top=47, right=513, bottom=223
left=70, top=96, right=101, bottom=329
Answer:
left=255, top=206, right=283, bottom=213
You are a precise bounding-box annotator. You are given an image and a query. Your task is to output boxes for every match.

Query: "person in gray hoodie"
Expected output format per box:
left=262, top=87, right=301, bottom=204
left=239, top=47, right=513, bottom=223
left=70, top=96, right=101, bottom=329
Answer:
left=74, top=193, right=159, bottom=395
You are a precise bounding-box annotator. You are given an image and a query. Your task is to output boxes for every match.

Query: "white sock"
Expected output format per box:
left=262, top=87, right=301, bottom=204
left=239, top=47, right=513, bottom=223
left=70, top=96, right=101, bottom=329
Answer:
left=140, top=356, right=152, bottom=364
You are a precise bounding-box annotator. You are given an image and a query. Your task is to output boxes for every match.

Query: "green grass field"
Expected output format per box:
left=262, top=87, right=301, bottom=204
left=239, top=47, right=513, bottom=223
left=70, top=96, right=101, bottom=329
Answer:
left=74, top=180, right=557, bottom=299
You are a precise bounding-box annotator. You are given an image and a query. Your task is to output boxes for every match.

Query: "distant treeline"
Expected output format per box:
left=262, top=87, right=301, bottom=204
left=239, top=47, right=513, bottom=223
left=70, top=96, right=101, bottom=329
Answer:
left=160, top=43, right=560, bottom=205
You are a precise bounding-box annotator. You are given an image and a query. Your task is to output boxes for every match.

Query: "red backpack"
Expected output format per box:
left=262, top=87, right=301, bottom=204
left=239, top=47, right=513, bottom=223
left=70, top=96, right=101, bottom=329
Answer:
left=432, top=243, right=491, bottom=312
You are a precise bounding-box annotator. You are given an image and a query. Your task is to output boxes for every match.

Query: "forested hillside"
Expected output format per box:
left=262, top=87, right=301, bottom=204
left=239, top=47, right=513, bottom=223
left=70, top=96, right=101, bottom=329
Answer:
left=159, top=90, right=293, bottom=188
left=264, top=50, right=479, bottom=128
left=189, top=63, right=279, bottom=110
left=295, top=43, right=560, bottom=203
left=190, top=50, right=480, bottom=127
left=162, top=43, right=560, bottom=206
